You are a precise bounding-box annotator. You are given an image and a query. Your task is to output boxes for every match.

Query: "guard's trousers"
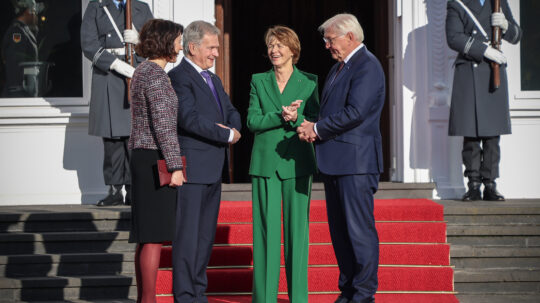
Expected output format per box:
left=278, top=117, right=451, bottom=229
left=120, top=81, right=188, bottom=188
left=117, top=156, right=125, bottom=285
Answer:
left=251, top=173, right=312, bottom=303
left=102, top=137, right=131, bottom=185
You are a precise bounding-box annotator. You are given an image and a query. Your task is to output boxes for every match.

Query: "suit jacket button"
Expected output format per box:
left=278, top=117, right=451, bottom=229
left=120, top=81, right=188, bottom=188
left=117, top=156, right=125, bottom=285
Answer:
left=473, top=63, right=478, bottom=67
left=473, top=30, right=477, bottom=34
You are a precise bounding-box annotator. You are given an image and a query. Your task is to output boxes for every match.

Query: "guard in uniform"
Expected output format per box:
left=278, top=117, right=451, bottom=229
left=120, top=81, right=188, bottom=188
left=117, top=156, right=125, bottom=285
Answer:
left=81, top=0, right=153, bottom=206
left=446, top=0, right=521, bottom=201
left=1, top=0, right=43, bottom=97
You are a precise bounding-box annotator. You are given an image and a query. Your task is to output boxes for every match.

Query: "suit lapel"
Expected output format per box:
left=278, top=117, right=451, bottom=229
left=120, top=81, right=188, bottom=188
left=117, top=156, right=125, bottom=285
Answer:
left=280, top=67, right=305, bottom=107
left=180, top=60, right=223, bottom=115
left=261, top=70, right=284, bottom=111
left=321, top=47, right=366, bottom=107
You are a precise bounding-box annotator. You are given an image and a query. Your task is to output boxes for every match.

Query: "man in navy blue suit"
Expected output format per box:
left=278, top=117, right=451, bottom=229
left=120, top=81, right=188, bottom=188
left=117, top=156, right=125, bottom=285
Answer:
left=168, top=20, right=241, bottom=303
left=297, top=13, right=385, bottom=303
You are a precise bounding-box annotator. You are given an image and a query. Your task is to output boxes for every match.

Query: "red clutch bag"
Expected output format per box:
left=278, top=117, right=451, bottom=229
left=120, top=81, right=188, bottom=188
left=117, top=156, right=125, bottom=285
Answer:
left=157, top=156, right=187, bottom=186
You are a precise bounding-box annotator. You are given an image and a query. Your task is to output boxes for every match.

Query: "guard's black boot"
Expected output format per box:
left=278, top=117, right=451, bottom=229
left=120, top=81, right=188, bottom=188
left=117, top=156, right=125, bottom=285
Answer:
left=483, top=182, right=505, bottom=201
left=462, top=180, right=482, bottom=201
left=96, top=185, right=124, bottom=206
left=124, top=184, right=131, bottom=205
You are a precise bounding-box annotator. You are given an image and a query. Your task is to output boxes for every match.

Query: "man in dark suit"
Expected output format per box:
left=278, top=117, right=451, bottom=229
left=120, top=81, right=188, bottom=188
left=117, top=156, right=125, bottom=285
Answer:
left=446, top=0, right=521, bottom=201
left=297, top=13, right=385, bottom=303
left=168, top=20, right=241, bottom=303
left=81, top=0, right=154, bottom=206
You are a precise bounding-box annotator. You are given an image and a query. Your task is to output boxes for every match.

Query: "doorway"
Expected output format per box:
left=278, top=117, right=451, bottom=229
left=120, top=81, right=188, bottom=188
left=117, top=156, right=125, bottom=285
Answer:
left=216, top=0, right=391, bottom=182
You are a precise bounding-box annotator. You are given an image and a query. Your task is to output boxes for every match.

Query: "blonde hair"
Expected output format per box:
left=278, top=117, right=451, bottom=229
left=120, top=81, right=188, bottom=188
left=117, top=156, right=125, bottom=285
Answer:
left=264, top=25, right=301, bottom=64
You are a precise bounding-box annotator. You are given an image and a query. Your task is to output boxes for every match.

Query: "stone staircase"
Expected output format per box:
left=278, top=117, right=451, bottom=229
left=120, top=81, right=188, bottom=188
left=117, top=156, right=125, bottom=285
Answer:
left=0, top=182, right=435, bottom=302
left=439, top=199, right=540, bottom=303
left=2, top=183, right=538, bottom=302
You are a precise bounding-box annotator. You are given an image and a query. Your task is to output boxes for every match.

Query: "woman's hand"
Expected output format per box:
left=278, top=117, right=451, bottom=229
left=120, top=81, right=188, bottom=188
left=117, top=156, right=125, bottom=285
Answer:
left=170, top=170, right=185, bottom=187
left=282, top=100, right=303, bottom=122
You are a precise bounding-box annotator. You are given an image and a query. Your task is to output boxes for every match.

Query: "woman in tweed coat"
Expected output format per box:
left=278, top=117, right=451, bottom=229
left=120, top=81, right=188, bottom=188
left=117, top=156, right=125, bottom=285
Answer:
left=128, top=19, right=184, bottom=303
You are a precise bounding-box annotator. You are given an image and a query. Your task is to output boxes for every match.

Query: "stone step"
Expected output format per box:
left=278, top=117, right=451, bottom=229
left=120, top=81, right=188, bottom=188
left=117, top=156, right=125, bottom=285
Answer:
left=455, top=281, right=540, bottom=296
left=454, top=268, right=540, bottom=283
left=221, top=182, right=436, bottom=200
left=0, top=275, right=135, bottom=302
left=450, top=245, right=540, bottom=268
left=456, top=294, right=540, bottom=303
left=0, top=231, right=135, bottom=255
left=447, top=235, right=540, bottom=246
left=0, top=253, right=135, bottom=278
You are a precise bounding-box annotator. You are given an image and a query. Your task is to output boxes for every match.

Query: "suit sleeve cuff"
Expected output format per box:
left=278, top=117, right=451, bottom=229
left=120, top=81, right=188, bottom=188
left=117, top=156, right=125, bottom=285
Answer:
left=314, top=123, right=321, bottom=140
left=227, top=129, right=234, bottom=143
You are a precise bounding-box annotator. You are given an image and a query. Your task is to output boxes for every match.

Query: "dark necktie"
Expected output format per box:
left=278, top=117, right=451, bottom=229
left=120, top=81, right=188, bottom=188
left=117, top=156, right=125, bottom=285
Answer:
left=330, top=62, right=345, bottom=85
left=118, top=1, right=125, bottom=11
left=201, top=71, right=223, bottom=113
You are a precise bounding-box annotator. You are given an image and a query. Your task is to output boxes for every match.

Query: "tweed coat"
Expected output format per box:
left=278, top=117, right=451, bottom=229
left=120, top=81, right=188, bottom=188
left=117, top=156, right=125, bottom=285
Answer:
left=128, top=61, right=183, bottom=172
left=247, top=66, right=319, bottom=179
left=81, top=0, right=153, bottom=138
left=446, top=0, right=521, bottom=137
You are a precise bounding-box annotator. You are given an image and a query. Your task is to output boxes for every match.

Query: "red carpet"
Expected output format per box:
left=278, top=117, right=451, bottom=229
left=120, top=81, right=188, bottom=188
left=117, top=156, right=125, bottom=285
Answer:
left=158, top=294, right=459, bottom=303
left=160, top=243, right=450, bottom=267
left=156, top=199, right=458, bottom=302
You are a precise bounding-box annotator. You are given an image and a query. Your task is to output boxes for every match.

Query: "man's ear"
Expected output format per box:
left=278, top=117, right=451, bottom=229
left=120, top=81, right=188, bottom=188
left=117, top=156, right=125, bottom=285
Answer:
left=346, top=32, right=354, bottom=41
left=188, top=42, right=197, bottom=56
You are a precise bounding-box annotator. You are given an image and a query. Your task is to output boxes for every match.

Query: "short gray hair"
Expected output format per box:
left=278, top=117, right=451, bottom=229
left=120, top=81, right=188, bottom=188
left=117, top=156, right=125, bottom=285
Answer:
left=318, top=13, right=364, bottom=43
left=182, top=20, right=221, bottom=56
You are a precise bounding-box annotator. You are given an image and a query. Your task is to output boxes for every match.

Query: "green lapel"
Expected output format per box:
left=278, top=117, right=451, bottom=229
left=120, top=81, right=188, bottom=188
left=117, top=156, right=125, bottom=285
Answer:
left=261, top=69, right=282, bottom=111
left=280, top=66, right=304, bottom=107
left=261, top=66, right=306, bottom=110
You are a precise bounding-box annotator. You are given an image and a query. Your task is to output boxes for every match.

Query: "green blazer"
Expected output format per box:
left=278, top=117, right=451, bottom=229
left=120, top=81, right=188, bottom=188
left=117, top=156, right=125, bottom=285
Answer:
left=247, top=66, right=320, bottom=179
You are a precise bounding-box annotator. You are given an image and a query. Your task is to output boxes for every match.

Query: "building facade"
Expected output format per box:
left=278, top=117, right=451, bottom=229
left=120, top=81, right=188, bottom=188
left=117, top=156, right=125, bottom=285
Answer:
left=0, top=0, right=538, bottom=205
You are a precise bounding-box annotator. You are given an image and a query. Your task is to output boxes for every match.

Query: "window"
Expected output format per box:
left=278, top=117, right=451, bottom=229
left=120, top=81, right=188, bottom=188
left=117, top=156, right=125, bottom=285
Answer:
left=0, top=0, right=82, bottom=98
left=520, top=0, right=540, bottom=91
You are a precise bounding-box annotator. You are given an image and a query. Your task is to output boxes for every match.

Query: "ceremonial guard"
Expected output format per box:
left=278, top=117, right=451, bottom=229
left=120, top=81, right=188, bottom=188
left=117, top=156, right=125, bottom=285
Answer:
left=446, top=0, right=521, bottom=201
left=81, top=0, right=153, bottom=206
left=1, top=0, right=43, bottom=97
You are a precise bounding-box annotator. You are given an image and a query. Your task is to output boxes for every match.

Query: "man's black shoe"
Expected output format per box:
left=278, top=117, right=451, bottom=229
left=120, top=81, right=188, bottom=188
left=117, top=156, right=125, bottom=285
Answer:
left=335, top=295, right=350, bottom=303
left=483, top=182, right=505, bottom=201
left=96, top=185, right=124, bottom=206
left=462, top=181, right=482, bottom=201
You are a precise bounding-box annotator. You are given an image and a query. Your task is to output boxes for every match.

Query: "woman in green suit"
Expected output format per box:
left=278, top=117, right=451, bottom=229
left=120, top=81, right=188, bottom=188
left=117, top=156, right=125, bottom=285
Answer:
left=247, top=25, right=319, bottom=303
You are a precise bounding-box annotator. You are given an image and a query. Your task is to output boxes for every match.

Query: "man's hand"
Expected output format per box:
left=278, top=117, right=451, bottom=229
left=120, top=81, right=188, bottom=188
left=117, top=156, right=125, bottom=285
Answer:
left=231, top=128, right=241, bottom=144
left=110, top=58, right=135, bottom=78
left=124, top=28, right=139, bottom=44
left=170, top=170, right=185, bottom=187
left=492, top=12, right=508, bottom=33
left=216, top=123, right=241, bottom=144
left=484, top=46, right=507, bottom=64
left=297, top=119, right=317, bottom=143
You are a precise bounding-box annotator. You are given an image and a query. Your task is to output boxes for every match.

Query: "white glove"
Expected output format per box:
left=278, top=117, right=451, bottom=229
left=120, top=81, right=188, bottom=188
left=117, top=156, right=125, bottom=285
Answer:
left=123, top=28, right=139, bottom=44
left=484, top=47, right=507, bottom=64
left=110, top=58, right=135, bottom=78
left=492, top=12, right=508, bottom=33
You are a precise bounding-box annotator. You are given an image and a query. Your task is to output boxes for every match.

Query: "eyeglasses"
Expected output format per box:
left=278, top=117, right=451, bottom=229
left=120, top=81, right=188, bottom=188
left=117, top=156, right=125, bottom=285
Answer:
left=323, top=34, right=344, bottom=45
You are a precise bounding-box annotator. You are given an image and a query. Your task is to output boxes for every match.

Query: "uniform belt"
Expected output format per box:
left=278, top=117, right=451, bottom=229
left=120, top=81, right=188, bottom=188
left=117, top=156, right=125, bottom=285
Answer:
left=105, top=48, right=126, bottom=56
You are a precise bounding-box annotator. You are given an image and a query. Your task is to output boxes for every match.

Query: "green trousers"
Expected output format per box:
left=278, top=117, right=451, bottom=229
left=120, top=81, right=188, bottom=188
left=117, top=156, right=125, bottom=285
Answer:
left=251, top=173, right=312, bottom=303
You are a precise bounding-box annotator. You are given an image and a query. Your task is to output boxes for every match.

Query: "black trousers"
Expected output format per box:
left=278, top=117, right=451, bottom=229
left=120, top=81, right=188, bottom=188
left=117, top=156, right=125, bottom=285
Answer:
left=102, top=137, right=131, bottom=185
left=323, top=173, right=379, bottom=303
left=173, top=181, right=222, bottom=303
left=462, top=136, right=500, bottom=183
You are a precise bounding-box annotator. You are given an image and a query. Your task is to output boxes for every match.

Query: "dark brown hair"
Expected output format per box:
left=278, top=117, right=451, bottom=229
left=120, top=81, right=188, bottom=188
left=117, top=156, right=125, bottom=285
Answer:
left=135, top=19, right=184, bottom=60
left=264, top=25, right=301, bottom=64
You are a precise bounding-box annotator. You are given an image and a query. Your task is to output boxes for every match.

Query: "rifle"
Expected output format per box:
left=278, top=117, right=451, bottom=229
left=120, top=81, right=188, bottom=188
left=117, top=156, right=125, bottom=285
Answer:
left=491, top=0, right=501, bottom=89
left=125, top=0, right=133, bottom=101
